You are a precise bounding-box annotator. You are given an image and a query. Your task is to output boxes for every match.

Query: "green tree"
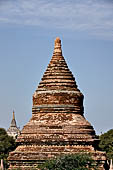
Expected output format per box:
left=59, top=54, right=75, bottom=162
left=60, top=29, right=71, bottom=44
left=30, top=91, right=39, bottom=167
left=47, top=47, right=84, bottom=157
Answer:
left=99, top=129, right=113, bottom=160
left=0, top=128, right=17, bottom=167
left=38, top=153, right=97, bottom=170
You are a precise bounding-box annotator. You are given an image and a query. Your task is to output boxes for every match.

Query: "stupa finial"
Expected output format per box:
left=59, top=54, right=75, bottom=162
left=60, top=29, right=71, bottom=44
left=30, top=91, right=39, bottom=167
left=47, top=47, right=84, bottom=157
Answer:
left=55, top=37, right=61, bottom=44
left=13, top=110, right=15, bottom=120
left=54, top=37, right=62, bottom=55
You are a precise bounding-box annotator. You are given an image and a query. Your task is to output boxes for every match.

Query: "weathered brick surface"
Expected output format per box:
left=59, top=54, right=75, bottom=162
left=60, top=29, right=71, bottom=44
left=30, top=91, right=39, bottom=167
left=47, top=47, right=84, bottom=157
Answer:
left=8, top=37, right=106, bottom=169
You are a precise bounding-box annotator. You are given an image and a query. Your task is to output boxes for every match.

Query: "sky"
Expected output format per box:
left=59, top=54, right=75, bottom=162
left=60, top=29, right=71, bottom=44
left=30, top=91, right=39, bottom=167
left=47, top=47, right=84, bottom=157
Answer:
left=0, top=0, right=113, bottom=135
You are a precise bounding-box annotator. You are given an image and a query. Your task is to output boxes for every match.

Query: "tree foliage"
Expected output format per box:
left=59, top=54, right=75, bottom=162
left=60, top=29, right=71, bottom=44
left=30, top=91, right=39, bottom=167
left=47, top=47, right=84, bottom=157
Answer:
left=0, top=128, right=17, bottom=166
left=99, top=129, right=113, bottom=160
left=38, top=153, right=97, bottom=170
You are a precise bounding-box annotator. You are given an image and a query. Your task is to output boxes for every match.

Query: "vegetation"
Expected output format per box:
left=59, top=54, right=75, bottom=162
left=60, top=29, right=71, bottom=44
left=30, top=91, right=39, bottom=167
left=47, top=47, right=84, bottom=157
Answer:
left=38, top=153, right=97, bottom=170
left=0, top=128, right=16, bottom=168
left=99, top=129, right=113, bottom=160
left=1, top=127, right=113, bottom=169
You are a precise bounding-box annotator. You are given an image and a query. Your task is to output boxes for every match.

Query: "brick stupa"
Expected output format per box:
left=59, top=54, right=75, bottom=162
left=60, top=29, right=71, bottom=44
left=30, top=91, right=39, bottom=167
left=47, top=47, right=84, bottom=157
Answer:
left=8, top=38, right=106, bottom=169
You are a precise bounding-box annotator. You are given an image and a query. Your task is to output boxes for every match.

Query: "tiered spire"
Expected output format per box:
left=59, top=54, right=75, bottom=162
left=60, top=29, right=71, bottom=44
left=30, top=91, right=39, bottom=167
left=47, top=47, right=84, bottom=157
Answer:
left=37, top=37, right=78, bottom=91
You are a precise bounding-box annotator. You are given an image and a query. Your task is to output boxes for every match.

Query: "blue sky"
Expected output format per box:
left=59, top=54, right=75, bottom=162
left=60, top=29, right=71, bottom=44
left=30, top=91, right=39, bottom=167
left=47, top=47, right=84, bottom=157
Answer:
left=0, top=0, right=113, bottom=135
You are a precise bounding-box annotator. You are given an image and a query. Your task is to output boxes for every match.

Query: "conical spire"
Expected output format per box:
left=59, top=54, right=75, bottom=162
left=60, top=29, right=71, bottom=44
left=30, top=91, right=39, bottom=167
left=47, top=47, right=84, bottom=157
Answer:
left=13, top=110, right=15, bottom=120
left=11, top=110, right=16, bottom=127
left=36, top=37, right=78, bottom=91
left=32, top=37, right=83, bottom=115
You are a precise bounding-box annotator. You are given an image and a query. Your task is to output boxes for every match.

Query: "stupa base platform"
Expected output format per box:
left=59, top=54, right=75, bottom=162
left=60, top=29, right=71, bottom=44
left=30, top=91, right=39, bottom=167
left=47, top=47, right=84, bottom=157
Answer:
left=8, top=147, right=106, bottom=170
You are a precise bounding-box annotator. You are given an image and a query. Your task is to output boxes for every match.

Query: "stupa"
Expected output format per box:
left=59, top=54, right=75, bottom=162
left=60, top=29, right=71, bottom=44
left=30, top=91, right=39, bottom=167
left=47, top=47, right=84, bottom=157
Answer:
left=8, top=37, right=106, bottom=169
left=7, top=111, right=20, bottom=139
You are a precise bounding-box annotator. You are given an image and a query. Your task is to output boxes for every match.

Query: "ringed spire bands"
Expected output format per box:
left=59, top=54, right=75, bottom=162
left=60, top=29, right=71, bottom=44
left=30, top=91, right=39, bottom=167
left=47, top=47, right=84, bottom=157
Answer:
left=33, top=37, right=84, bottom=115
left=37, top=37, right=78, bottom=91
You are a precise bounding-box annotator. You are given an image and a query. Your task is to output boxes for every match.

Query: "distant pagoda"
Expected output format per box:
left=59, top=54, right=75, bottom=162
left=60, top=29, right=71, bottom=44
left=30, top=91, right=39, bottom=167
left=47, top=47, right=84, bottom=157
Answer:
left=7, top=111, right=20, bottom=139
left=8, top=38, right=106, bottom=169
